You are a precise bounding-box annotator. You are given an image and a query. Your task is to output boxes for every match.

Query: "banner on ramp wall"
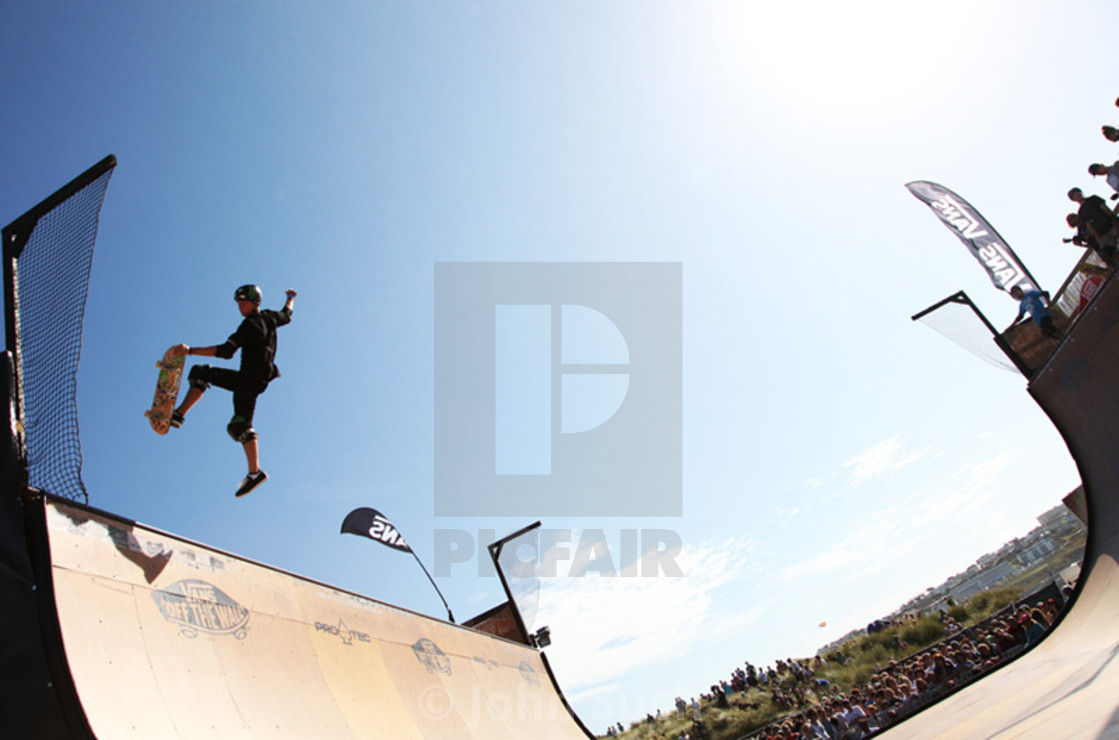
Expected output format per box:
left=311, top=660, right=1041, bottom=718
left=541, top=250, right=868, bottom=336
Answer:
left=906, top=181, right=1040, bottom=295
left=1051, top=251, right=1111, bottom=322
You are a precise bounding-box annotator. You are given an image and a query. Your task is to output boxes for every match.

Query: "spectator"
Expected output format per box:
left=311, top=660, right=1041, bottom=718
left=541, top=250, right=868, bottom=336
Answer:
left=841, top=697, right=867, bottom=730
left=1088, top=162, right=1119, bottom=200
left=802, top=713, right=829, bottom=740
left=1069, top=187, right=1119, bottom=259
left=1025, top=609, right=1048, bottom=645
left=1042, top=599, right=1060, bottom=624
left=1065, top=213, right=1092, bottom=248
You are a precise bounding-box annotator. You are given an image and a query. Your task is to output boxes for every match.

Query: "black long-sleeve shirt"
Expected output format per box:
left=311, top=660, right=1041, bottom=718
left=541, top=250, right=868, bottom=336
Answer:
left=215, top=306, right=293, bottom=384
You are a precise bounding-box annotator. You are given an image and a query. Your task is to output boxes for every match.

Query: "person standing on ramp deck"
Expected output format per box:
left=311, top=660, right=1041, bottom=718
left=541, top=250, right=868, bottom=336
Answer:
left=168, top=285, right=297, bottom=497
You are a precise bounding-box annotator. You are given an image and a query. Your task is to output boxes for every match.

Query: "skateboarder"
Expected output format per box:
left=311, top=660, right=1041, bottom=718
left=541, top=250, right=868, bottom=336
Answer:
left=168, top=285, right=297, bottom=497
left=1008, top=285, right=1061, bottom=340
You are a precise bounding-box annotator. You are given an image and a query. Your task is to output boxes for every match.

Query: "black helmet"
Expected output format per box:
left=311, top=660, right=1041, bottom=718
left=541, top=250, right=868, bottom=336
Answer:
left=234, top=284, right=262, bottom=304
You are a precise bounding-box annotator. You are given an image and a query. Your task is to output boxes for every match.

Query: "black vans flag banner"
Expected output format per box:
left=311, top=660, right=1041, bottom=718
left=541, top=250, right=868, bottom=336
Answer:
left=340, top=507, right=455, bottom=622
left=906, top=181, right=1039, bottom=295
left=341, top=508, right=412, bottom=553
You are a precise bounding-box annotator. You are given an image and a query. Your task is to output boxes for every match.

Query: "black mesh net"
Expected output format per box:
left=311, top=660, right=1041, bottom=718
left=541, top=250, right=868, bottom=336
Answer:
left=913, top=293, right=1019, bottom=374
left=5, top=159, right=116, bottom=502
left=495, top=526, right=542, bottom=634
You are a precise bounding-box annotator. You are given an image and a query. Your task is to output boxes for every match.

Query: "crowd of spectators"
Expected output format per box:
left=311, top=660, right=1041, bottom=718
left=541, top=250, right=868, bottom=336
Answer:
left=747, top=598, right=1063, bottom=740
left=1008, top=95, right=1119, bottom=343
left=1064, top=96, right=1119, bottom=267
left=609, top=592, right=1066, bottom=739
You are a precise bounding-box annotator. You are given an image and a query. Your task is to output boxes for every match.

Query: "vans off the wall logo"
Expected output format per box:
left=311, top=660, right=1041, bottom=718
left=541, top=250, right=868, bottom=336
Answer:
left=152, top=579, right=249, bottom=639
left=412, top=638, right=452, bottom=676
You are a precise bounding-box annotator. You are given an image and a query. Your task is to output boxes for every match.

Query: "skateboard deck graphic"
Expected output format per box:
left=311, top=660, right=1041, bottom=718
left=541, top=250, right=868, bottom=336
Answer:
left=145, top=347, right=184, bottom=435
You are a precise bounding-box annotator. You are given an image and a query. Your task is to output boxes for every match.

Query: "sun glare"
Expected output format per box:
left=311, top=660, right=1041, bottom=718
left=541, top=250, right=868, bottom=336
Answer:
left=714, top=1, right=1020, bottom=122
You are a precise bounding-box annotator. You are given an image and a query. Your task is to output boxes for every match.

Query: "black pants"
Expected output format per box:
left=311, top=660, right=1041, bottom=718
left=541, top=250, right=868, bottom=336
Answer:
left=191, top=365, right=268, bottom=430
left=1039, top=315, right=1061, bottom=339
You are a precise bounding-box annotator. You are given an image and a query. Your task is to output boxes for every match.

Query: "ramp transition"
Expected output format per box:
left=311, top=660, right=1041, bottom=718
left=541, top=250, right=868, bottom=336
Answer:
left=19, top=495, right=591, bottom=739
left=881, top=272, right=1119, bottom=738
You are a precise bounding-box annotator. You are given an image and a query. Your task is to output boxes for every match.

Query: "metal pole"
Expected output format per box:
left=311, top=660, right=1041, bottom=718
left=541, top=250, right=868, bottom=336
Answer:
left=488, top=521, right=542, bottom=646
left=411, top=550, right=454, bottom=624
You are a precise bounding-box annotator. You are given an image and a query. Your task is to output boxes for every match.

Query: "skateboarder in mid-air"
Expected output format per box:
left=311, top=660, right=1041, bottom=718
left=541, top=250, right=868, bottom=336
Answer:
left=169, top=285, right=297, bottom=497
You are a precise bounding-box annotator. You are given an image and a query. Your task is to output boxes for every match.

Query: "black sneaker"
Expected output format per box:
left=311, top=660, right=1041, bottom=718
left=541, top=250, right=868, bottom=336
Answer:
left=235, top=470, right=268, bottom=497
left=169, top=411, right=185, bottom=429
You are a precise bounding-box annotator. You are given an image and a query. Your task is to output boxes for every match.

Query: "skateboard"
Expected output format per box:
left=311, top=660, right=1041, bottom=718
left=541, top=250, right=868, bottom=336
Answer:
left=145, top=346, right=185, bottom=435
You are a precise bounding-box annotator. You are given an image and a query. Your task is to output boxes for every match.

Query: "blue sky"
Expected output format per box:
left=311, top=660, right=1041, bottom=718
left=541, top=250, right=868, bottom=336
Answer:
left=2, top=1, right=1112, bottom=733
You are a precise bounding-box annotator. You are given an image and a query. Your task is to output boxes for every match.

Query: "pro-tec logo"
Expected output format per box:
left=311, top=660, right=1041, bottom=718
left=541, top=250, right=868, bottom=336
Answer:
left=435, top=263, right=682, bottom=517
left=315, top=619, right=371, bottom=646
left=152, top=579, right=249, bottom=639
left=930, top=195, right=1026, bottom=289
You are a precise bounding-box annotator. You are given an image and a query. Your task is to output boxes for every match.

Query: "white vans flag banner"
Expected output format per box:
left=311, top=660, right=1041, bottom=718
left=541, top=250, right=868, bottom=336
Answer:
left=906, top=181, right=1039, bottom=294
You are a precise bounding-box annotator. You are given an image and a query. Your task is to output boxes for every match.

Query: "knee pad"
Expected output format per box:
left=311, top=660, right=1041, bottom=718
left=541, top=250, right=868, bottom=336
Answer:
left=188, top=364, right=212, bottom=391
left=226, top=416, right=258, bottom=444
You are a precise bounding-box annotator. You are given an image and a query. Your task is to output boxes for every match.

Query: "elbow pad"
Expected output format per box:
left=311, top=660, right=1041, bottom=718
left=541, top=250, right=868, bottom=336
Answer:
left=215, top=340, right=237, bottom=360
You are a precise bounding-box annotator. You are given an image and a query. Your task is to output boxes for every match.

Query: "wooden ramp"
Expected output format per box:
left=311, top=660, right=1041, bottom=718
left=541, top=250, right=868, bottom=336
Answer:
left=881, top=273, right=1119, bottom=739
left=36, top=497, right=591, bottom=739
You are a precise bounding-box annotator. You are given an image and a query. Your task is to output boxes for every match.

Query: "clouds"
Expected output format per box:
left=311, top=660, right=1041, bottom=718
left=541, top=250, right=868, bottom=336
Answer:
left=539, top=536, right=761, bottom=693
left=773, top=509, right=917, bottom=584
left=841, top=434, right=930, bottom=486
left=744, top=439, right=1051, bottom=656
left=796, top=434, right=933, bottom=502
left=804, top=434, right=1022, bottom=574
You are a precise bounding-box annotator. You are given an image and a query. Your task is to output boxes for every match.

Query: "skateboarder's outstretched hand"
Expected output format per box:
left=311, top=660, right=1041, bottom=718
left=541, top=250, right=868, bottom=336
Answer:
left=168, top=343, right=215, bottom=358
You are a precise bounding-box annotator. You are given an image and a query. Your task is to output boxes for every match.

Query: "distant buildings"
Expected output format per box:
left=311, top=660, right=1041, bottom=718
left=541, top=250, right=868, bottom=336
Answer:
left=895, top=501, right=1084, bottom=618
left=818, top=500, right=1086, bottom=655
